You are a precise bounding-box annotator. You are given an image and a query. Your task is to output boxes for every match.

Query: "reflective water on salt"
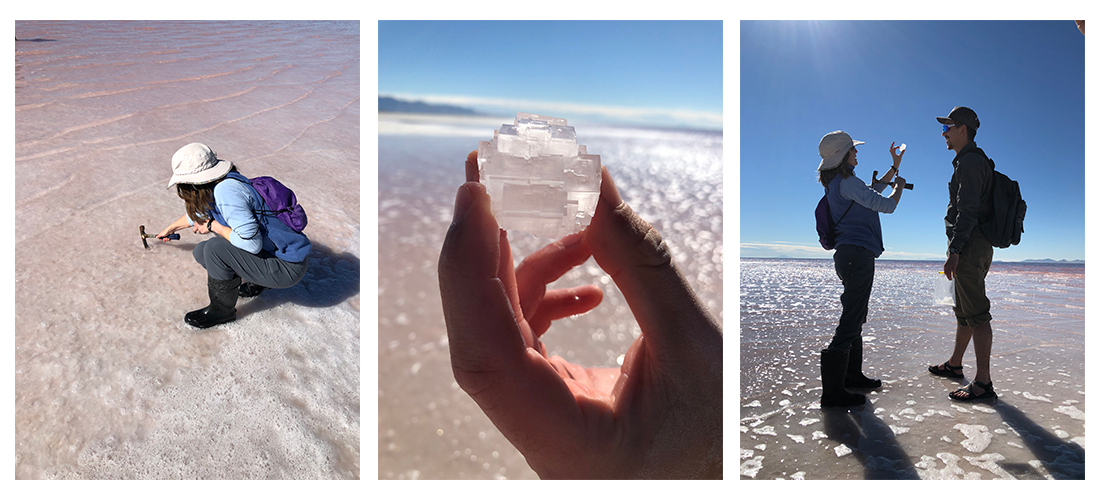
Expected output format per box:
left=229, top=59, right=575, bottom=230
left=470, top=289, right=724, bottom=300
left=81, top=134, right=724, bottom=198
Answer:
left=740, top=258, right=1084, bottom=479
left=379, top=115, right=722, bottom=479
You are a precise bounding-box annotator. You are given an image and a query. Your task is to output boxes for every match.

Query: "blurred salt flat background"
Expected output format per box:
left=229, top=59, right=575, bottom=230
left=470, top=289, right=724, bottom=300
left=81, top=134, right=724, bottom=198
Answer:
left=740, top=259, right=1084, bottom=479
left=378, top=112, right=723, bottom=479
left=14, top=21, right=360, bottom=479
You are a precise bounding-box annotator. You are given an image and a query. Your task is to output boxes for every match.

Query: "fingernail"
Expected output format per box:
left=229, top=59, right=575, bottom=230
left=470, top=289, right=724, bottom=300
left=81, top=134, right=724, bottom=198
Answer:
left=560, top=232, right=583, bottom=247
left=452, top=184, right=475, bottom=224
left=599, top=165, right=623, bottom=207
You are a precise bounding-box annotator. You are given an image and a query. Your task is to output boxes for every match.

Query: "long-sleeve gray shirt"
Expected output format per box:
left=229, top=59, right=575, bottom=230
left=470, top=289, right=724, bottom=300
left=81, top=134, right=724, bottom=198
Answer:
left=945, top=142, right=993, bottom=253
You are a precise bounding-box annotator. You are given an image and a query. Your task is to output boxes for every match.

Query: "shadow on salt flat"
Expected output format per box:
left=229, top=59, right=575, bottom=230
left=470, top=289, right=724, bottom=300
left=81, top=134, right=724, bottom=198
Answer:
left=822, top=403, right=921, bottom=479
left=227, top=241, right=362, bottom=317
left=994, top=403, right=1085, bottom=479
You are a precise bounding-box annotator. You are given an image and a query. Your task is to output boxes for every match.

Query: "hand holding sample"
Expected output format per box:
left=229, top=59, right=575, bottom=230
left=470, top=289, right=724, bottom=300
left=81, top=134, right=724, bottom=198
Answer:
left=438, top=150, right=723, bottom=479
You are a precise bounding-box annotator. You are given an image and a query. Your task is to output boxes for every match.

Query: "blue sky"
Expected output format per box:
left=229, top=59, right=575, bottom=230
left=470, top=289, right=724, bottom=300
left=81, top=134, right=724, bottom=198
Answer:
left=378, top=21, right=723, bottom=130
left=740, top=21, right=1084, bottom=261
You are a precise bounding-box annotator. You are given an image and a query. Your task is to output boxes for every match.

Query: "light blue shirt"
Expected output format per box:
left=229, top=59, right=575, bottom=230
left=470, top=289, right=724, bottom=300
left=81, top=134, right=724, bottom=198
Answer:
left=185, top=179, right=264, bottom=254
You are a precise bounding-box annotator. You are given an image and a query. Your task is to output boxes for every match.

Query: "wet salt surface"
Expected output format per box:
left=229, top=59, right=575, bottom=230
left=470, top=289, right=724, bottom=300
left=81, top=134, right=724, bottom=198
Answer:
left=740, top=259, right=1084, bottom=479
left=15, top=21, right=360, bottom=479
left=378, top=115, right=722, bottom=479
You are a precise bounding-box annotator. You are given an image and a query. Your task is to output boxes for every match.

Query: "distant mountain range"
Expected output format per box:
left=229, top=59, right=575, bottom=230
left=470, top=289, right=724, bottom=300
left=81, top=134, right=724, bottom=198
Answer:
left=758, top=256, right=1084, bottom=264
left=379, top=96, right=480, bottom=116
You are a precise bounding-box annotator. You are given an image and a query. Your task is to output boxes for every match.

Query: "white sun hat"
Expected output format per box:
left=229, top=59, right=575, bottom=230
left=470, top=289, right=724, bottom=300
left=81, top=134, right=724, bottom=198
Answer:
left=167, top=143, right=234, bottom=189
left=817, top=130, right=864, bottom=171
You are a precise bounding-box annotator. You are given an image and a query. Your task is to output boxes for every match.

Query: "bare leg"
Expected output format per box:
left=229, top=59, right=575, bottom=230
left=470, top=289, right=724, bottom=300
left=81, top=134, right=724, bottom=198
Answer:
left=948, top=324, right=973, bottom=367
left=971, top=321, right=993, bottom=384
left=949, top=321, right=994, bottom=399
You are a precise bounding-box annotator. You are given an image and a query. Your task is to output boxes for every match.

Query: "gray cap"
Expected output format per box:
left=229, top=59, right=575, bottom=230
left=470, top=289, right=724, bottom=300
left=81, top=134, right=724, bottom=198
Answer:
left=936, top=106, right=980, bottom=131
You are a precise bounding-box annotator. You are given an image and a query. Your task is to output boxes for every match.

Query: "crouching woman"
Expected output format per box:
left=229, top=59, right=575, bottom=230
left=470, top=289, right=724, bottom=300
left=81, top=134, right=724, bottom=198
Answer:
left=816, top=131, right=905, bottom=406
left=157, top=143, right=311, bottom=329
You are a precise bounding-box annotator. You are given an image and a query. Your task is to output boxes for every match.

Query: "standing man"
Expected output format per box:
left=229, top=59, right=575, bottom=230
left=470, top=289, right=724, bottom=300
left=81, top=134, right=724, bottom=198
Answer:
left=927, top=106, right=997, bottom=401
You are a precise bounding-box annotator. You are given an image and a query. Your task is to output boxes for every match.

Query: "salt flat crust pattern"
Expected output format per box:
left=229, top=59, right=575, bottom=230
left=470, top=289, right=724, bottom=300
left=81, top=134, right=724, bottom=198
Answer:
left=740, top=259, right=1085, bottom=480
left=15, top=21, right=360, bottom=479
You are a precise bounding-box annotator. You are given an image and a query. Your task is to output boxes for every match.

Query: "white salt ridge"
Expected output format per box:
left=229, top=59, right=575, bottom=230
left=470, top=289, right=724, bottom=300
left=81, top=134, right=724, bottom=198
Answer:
left=478, top=113, right=601, bottom=239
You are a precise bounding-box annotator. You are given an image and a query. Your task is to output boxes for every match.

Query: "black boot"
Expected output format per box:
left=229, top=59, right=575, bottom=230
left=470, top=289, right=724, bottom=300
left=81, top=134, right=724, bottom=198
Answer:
left=185, top=276, right=241, bottom=329
left=238, top=282, right=267, bottom=298
left=845, top=343, right=882, bottom=389
left=821, top=349, right=867, bottom=407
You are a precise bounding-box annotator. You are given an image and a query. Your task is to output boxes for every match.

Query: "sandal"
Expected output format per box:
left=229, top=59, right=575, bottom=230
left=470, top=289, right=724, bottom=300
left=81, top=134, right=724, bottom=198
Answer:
left=928, top=361, right=964, bottom=379
left=949, top=380, right=997, bottom=402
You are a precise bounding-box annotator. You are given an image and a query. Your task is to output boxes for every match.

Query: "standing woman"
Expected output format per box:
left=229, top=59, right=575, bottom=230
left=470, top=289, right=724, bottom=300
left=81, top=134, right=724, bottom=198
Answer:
left=157, top=143, right=312, bottom=329
left=817, top=131, right=906, bottom=406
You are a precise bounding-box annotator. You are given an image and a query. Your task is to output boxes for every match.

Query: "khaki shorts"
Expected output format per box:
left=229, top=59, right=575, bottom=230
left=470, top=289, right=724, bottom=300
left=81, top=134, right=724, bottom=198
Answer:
left=953, top=229, right=994, bottom=327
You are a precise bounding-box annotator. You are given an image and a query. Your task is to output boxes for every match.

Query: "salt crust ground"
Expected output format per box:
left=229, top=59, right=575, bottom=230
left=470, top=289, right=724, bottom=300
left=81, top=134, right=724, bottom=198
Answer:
left=741, top=347, right=1085, bottom=480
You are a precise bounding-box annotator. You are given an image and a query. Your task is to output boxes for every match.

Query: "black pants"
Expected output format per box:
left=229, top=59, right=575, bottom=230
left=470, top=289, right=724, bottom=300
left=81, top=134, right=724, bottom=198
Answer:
left=193, top=237, right=308, bottom=288
left=828, top=244, right=875, bottom=352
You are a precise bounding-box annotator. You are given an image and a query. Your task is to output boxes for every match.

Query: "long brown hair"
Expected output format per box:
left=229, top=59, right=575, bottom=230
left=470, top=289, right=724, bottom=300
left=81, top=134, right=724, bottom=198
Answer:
left=176, top=167, right=237, bottom=223
left=818, top=150, right=854, bottom=188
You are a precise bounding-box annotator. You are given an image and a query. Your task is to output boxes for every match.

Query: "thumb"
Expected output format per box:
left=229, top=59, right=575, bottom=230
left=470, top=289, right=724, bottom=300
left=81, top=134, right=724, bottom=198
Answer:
left=584, top=166, right=720, bottom=355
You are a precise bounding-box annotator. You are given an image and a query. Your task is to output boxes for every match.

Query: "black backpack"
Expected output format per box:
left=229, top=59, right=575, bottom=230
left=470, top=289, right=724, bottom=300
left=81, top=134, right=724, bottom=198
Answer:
left=968, top=148, right=1026, bottom=248
left=815, top=191, right=854, bottom=251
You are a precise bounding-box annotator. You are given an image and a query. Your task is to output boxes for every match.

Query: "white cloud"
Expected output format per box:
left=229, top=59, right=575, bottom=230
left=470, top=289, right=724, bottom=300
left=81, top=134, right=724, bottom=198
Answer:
left=383, top=93, right=722, bottom=129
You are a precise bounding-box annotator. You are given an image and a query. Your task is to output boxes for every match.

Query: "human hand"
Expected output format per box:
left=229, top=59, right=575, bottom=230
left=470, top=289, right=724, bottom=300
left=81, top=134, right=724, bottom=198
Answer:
left=192, top=219, right=211, bottom=235
left=155, top=229, right=177, bottom=242
left=944, top=252, right=960, bottom=280
left=890, top=141, right=904, bottom=168
left=438, top=151, right=723, bottom=479
left=893, top=175, right=907, bottom=190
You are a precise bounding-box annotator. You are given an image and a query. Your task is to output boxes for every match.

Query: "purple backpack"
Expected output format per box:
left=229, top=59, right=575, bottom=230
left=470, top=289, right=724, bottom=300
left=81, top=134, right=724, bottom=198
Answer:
left=228, top=173, right=307, bottom=232
left=815, top=192, right=853, bottom=250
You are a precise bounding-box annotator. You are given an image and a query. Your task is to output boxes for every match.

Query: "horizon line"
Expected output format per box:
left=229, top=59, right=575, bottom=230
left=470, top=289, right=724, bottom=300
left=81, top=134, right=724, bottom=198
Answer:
left=380, top=92, right=722, bottom=130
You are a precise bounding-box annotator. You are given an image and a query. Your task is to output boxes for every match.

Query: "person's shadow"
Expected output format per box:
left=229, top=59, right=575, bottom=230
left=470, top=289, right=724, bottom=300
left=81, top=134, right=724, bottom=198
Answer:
left=992, top=402, right=1085, bottom=479
left=821, top=402, right=921, bottom=479
left=231, top=241, right=360, bottom=316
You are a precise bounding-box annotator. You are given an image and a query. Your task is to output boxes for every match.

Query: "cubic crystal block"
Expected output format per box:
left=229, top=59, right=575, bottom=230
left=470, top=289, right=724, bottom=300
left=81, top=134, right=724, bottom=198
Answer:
left=478, top=113, right=602, bottom=239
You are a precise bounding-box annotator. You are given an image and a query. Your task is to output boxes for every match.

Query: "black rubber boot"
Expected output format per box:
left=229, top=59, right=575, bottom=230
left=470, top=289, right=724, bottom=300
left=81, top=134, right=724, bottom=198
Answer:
left=845, top=342, right=882, bottom=389
left=821, top=349, right=867, bottom=407
left=238, top=282, right=267, bottom=298
left=185, top=276, right=241, bottom=329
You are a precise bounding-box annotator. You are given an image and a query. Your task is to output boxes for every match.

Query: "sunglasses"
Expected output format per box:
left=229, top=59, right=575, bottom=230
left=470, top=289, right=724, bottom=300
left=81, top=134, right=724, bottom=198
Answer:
left=942, top=123, right=962, bottom=133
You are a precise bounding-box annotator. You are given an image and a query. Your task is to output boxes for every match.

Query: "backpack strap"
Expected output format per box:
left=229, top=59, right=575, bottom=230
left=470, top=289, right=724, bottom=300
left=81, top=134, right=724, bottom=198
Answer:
left=967, top=147, right=995, bottom=171
left=223, top=172, right=278, bottom=218
left=835, top=200, right=855, bottom=225
left=825, top=183, right=856, bottom=229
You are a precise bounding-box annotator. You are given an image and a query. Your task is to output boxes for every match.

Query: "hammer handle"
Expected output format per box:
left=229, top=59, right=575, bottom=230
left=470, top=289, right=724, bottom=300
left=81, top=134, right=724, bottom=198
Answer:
left=872, top=170, right=914, bottom=190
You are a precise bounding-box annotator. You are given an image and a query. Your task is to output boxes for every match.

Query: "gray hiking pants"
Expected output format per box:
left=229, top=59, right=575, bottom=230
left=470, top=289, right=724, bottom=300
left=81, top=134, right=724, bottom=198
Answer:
left=193, top=237, right=308, bottom=288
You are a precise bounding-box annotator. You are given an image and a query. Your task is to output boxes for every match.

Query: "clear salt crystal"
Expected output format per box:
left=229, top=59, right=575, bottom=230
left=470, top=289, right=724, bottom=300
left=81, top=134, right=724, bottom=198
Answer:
left=899, top=143, right=907, bottom=153
left=478, top=113, right=602, bottom=239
